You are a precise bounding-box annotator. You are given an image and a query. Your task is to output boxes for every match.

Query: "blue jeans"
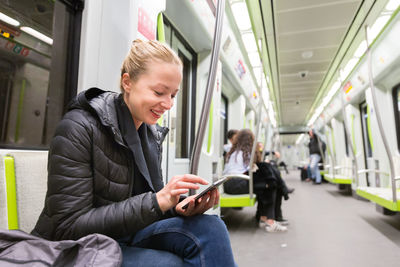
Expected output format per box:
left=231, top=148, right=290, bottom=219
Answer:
left=310, top=154, right=322, bottom=183
left=120, top=215, right=236, bottom=267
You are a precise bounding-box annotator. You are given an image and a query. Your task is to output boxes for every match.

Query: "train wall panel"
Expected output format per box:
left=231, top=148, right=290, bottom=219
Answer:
left=365, top=88, right=391, bottom=187
left=0, top=151, right=48, bottom=232
left=78, top=0, right=155, bottom=93
left=228, top=95, right=246, bottom=131
left=331, top=118, right=346, bottom=167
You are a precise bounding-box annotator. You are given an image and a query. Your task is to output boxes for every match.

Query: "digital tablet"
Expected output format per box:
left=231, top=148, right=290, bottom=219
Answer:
left=181, top=176, right=230, bottom=209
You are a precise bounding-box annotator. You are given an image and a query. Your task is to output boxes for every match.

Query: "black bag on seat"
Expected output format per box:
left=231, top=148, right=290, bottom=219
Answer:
left=223, top=178, right=249, bottom=194
left=0, top=229, right=122, bottom=267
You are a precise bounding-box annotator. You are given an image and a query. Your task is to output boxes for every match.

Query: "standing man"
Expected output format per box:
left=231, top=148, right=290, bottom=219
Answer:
left=308, top=129, right=326, bottom=184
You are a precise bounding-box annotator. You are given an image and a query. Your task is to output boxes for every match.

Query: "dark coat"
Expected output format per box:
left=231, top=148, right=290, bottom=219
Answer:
left=308, top=134, right=326, bottom=156
left=32, top=88, right=170, bottom=241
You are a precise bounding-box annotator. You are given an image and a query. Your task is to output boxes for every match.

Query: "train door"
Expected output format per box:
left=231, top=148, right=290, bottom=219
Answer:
left=360, top=102, right=374, bottom=186
left=163, top=18, right=197, bottom=181
left=393, top=85, right=400, bottom=180
left=345, top=104, right=367, bottom=188
left=0, top=59, right=15, bottom=142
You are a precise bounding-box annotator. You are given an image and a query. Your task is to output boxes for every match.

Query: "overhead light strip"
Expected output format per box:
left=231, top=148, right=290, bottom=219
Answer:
left=20, top=26, right=53, bottom=45
left=0, top=12, right=20, bottom=27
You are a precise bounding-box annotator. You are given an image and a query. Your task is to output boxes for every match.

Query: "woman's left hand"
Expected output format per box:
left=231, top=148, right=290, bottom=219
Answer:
left=175, top=188, right=220, bottom=216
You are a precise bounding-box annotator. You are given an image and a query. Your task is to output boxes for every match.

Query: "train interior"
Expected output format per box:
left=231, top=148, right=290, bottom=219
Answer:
left=1, top=0, right=400, bottom=266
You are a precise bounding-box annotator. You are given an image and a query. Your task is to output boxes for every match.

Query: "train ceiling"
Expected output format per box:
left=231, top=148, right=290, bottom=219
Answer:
left=247, top=0, right=390, bottom=134
left=0, top=0, right=53, bottom=36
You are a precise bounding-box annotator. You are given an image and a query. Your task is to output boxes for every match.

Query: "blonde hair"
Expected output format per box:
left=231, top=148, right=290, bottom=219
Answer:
left=120, top=39, right=182, bottom=92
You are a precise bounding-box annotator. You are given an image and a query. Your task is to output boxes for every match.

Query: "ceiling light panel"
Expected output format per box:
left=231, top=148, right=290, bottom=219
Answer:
left=231, top=1, right=252, bottom=31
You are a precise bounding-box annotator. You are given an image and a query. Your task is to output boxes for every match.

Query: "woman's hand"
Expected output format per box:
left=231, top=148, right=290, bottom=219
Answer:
left=156, top=174, right=208, bottom=213
left=175, top=188, right=220, bottom=216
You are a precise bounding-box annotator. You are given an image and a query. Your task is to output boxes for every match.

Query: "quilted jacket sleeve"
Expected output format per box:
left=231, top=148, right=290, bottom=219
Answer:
left=46, top=110, right=163, bottom=241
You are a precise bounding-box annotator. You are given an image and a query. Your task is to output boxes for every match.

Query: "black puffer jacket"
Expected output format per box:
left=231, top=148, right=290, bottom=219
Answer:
left=308, top=135, right=326, bottom=156
left=32, top=88, right=169, bottom=241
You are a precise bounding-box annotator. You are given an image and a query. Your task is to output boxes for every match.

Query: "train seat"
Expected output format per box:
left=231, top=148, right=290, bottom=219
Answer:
left=220, top=175, right=256, bottom=208
left=356, top=156, right=400, bottom=211
left=0, top=152, right=48, bottom=232
left=324, top=157, right=353, bottom=185
left=356, top=187, right=400, bottom=211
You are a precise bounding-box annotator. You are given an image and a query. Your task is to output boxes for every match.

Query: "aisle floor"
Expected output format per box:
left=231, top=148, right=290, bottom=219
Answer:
left=223, top=170, right=400, bottom=267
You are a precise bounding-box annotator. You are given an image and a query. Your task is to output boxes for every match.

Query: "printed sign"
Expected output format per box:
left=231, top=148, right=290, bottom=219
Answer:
left=343, top=81, right=353, bottom=94
left=138, top=7, right=156, bottom=40
left=235, top=59, right=246, bottom=79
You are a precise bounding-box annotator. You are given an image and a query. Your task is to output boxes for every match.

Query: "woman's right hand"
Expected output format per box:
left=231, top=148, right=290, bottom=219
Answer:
left=156, top=174, right=208, bottom=213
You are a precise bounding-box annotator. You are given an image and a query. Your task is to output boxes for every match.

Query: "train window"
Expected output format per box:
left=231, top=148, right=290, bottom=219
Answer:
left=360, top=102, right=372, bottom=158
left=163, top=17, right=197, bottom=159
left=0, top=1, right=83, bottom=149
left=393, top=85, right=400, bottom=152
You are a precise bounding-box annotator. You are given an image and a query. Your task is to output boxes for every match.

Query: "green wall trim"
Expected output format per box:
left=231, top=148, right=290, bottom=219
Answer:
left=157, top=13, right=165, bottom=42
left=207, top=100, right=214, bottom=153
left=157, top=12, right=165, bottom=126
left=324, top=174, right=352, bottom=184
left=366, top=104, right=374, bottom=152
left=220, top=194, right=256, bottom=207
left=4, top=156, right=19, bottom=230
left=356, top=188, right=400, bottom=211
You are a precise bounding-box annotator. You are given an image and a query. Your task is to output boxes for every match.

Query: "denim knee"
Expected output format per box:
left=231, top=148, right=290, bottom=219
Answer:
left=191, top=215, right=230, bottom=242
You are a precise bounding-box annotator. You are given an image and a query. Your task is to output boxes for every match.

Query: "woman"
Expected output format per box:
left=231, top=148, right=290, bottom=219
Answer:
left=222, top=129, right=253, bottom=194
left=32, top=40, right=236, bottom=266
left=222, top=129, right=287, bottom=232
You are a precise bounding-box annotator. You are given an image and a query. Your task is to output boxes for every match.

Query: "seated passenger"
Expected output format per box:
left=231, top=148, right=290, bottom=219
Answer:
left=223, top=129, right=238, bottom=156
left=32, top=39, right=236, bottom=266
left=223, top=129, right=253, bottom=194
left=222, top=129, right=287, bottom=232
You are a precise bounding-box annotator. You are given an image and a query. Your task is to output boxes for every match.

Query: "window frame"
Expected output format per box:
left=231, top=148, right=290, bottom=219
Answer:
left=0, top=0, right=84, bottom=149
left=163, top=16, right=197, bottom=159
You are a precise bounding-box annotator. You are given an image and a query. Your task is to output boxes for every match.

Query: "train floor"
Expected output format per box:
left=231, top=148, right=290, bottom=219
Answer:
left=222, top=170, right=400, bottom=267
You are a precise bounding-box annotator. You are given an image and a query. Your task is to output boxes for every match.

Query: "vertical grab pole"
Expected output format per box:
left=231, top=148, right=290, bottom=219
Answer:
left=338, top=70, right=360, bottom=187
left=364, top=26, right=396, bottom=203
left=190, top=0, right=225, bottom=179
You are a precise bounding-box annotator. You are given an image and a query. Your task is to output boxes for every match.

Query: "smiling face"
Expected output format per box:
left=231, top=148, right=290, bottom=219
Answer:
left=122, top=60, right=182, bottom=129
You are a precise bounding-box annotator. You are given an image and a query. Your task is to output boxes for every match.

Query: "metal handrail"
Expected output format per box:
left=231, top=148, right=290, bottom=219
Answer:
left=357, top=169, right=389, bottom=176
left=365, top=26, right=397, bottom=202
left=221, top=174, right=251, bottom=180
left=334, top=165, right=353, bottom=170
left=189, top=0, right=225, bottom=181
